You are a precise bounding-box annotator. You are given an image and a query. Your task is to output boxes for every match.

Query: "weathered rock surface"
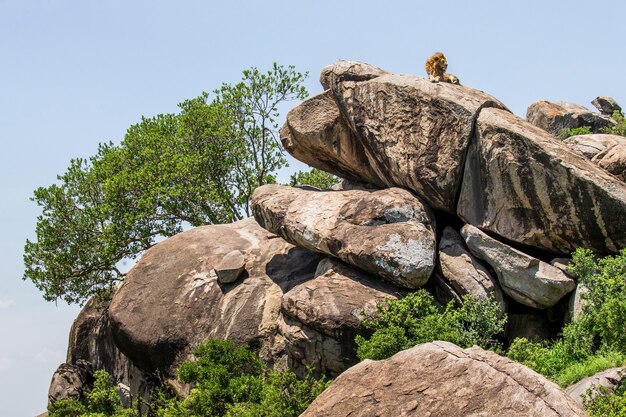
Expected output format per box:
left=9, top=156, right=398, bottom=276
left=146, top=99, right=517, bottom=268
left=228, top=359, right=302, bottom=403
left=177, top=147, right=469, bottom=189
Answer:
left=108, top=218, right=321, bottom=376
left=458, top=107, right=626, bottom=254
left=300, top=341, right=586, bottom=417
left=282, top=60, right=509, bottom=213
left=213, top=249, right=246, bottom=284
left=252, top=184, right=436, bottom=289
left=282, top=258, right=400, bottom=336
left=563, top=134, right=625, bottom=159
left=461, top=225, right=575, bottom=309
left=58, top=297, right=150, bottom=405
left=593, top=143, right=626, bottom=181
left=438, top=227, right=505, bottom=312
left=319, top=60, right=388, bottom=91
left=527, top=99, right=614, bottom=136
left=567, top=367, right=625, bottom=404
left=592, top=96, right=622, bottom=116
left=280, top=258, right=400, bottom=376
left=48, top=362, right=91, bottom=404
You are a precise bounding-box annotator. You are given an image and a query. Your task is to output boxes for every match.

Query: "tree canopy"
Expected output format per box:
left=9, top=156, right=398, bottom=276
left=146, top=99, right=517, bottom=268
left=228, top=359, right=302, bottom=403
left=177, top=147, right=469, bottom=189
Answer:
left=24, top=63, right=308, bottom=305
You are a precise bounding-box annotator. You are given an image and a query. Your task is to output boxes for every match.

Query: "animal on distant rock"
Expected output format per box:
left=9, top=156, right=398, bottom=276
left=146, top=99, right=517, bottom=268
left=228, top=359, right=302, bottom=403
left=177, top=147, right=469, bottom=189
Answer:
left=424, top=52, right=460, bottom=85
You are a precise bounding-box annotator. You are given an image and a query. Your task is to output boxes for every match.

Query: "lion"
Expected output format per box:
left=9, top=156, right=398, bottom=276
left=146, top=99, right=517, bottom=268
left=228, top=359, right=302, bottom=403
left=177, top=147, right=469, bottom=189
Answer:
left=424, top=52, right=460, bottom=84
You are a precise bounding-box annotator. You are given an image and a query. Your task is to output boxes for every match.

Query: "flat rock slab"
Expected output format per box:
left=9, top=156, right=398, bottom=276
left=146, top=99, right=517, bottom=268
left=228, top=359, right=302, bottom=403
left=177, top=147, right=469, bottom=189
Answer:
left=282, top=60, right=508, bottom=213
left=438, top=227, right=505, bottom=313
left=461, top=225, right=575, bottom=309
left=252, top=184, right=436, bottom=289
left=108, top=218, right=321, bottom=375
left=458, top=107, right=626, bottom=254
left=300, top=341, right=586, bottom=417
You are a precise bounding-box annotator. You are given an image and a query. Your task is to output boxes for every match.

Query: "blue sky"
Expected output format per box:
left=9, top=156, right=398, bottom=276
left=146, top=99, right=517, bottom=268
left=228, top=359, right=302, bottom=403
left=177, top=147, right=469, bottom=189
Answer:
left=1, top=1, right=625, bottom=415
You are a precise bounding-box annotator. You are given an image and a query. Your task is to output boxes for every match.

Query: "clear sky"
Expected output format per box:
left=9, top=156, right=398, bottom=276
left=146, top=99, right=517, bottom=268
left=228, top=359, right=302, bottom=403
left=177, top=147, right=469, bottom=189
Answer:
left=1, top=0, right=625, bottom=415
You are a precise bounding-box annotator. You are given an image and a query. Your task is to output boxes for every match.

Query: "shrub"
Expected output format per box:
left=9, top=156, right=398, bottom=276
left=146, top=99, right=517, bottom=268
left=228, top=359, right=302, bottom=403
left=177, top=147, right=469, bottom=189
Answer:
left=584, top=379, right=626, bottom=417
left=507, top=249, right=626, bottom=389
left=559, top=125, right=592, bottom=140
left=603, top=110, right=626, bottom=136
left=355, top=289, right=506, bottom=361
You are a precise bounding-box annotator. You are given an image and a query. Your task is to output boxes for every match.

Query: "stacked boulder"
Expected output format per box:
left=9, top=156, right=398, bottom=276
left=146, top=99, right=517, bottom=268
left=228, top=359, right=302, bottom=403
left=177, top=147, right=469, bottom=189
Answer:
left=49, top=61, right=626, bottom=415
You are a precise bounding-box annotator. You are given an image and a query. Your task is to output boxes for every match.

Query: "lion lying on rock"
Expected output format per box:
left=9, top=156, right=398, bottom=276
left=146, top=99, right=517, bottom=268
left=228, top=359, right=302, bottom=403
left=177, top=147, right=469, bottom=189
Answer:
left=425, top=52, right=460, bottom=84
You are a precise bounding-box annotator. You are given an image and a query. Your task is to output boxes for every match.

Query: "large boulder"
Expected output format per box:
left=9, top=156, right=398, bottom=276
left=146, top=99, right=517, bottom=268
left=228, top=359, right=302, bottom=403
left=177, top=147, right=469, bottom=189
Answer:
left=460, top=225, right=575, bottom=309
left=438, top=227, right=505, bottom=312
left=252, top=184, right=436, bottom=289
left=280, top=258, right=400, bottom=376
left=527, top=100, right=614, bottom=136
left=300, top=341, right=586, bottom=417
left=108, top=218, right=322, bottom=377
left=281, top=60, right=509, bottom=213
left=458, top=107, right=626, bottom=254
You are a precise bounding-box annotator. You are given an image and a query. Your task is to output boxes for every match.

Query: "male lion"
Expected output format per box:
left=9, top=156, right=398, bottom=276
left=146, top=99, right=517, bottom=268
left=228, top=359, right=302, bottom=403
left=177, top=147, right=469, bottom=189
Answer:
left=425, top=52, right=460, bottom=84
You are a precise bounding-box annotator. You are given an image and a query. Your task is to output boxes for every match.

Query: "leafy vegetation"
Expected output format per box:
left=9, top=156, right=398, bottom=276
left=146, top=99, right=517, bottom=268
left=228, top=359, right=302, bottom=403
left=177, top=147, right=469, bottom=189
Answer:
left=24, top=64, right=308, bottom=305
left=559, top=125, right=593, bottom=140
left=49, top=340, right=329, bottom=417
left=289, top=168, right=338, bottom=190
left=48, top=370, right=138, bottom=417
left=584, top=379, right=626, bottom=417
left=604, top=110, right=626, bottom=136
left=355, top=289, right=506, bottom=361
left=507, top=249, right=626, bottom=390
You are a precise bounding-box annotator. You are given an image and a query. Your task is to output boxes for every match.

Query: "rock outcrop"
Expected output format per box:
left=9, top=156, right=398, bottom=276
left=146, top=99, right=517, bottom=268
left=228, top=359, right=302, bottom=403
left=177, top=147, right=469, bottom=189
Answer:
left=458, top=107, right=626, bottom=254
left=527, top=100, right=615, bottom=136
left=461, top=225, right=575, bottom=309
left=252, top=184, right=436, bottom=289
left=300, top=341, right=587, bottom=417
left=282, top=60, right=508, bottom=213
left=48, top=60, right=626, bottom=416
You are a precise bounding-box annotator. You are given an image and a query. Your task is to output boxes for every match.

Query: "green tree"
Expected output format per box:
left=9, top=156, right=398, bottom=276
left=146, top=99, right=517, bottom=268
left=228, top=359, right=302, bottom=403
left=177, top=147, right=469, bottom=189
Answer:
left=289, top=168, right=339, bottom=190
left=24, top=64, right=308, bottom=305
left=355, top=290, right=506, bottom=361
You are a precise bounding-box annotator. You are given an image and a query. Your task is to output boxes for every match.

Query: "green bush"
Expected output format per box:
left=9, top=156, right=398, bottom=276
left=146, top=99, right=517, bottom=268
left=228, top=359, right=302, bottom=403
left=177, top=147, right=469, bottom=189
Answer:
left=507, top=249, right=626, bottom=390
left=48, top=370, right=138, bottom=417
left=559, top=125, right=592, bottom=140
left=157, top=339, right=329, bottom=417
left=584, top=379, right=626, bottom=417
left=49, top=340, right=329, bottom=417
left=355, top=289, right=506, bottom=361
left=604, top=110, right=626, bottom=136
